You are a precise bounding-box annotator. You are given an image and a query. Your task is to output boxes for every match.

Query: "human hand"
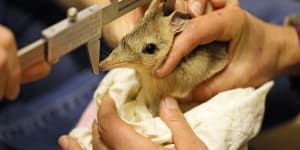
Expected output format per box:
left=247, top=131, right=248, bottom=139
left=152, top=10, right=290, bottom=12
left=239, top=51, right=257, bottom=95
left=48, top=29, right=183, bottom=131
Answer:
left=102, top=0, right=226, bottom=48
left=58, top=96, right=208, bottom=150
left=156, top=1, right=300, bottom=101
left=0, top=25, right=51, bottom=100
left=174, top=0, right=226, bottom=16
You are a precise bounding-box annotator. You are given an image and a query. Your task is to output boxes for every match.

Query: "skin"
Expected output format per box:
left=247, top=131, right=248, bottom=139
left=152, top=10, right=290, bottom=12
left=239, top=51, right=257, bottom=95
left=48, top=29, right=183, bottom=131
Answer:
left=100, top=0, right=226, bottom=48
left=0, top=25, right=51, bottom=100
left=0, top=0, right=114, bottom=101
left=98, top=0, right=228, bottom=116
left=59, top=0, right=300, bottom=149
left=156, top=1, right=300, bottom=101
left=0, top=0, right=114, bottom=100
left=57, top=0, right=227, bottom=149
left=59, top=96, right=208, bottom=150
left=0, top=0, right=120, bottom=101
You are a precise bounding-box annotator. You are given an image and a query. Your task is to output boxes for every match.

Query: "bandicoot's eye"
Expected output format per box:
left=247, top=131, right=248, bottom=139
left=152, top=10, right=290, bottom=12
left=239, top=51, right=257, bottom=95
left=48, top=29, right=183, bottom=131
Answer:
left=142, top=43, right=157, bottom=54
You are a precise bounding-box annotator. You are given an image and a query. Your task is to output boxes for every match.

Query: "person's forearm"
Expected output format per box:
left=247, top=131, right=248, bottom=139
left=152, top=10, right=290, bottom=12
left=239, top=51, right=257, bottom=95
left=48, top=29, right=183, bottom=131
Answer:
left=275, top=24, right=300, bottom=76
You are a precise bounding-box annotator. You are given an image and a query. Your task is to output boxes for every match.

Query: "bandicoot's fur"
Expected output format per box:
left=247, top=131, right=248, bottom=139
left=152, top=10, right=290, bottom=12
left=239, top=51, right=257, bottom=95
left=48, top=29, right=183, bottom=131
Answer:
left=99, top=0, right=228, bottom=115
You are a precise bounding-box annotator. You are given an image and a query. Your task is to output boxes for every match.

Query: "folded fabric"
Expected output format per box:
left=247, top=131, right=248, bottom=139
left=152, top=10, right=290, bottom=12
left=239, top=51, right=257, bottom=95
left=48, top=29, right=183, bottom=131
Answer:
left=70, top=68, right=273, bottom=150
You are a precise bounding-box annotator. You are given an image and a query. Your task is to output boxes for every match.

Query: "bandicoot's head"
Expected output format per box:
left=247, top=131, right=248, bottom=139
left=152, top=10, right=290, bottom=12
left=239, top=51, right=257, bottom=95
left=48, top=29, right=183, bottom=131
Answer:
left=99, top=0, right=187, bottom=74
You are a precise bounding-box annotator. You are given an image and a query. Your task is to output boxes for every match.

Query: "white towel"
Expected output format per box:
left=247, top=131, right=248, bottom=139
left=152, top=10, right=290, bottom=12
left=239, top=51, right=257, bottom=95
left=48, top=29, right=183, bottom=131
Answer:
left=70, top=68, right=273, bottom=150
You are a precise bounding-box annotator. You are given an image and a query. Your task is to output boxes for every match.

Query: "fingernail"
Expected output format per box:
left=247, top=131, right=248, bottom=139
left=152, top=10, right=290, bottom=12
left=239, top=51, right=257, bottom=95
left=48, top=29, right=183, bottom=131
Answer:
left=191, top=1, right=202, bottom=16
left=164, top=97, right=179, bottom=110
left=8, top=86, right=20, bottom=101
left=177, top=93, right=193, bottom=103
left=26, top=62, right=47, bottom=75
left=155, top=70, right=162, bottom=77
left=50, top=58, right=60, bottom=64
left=214, top=0, right=225, bottom=3
left=58, top=136, right=69, bottom=149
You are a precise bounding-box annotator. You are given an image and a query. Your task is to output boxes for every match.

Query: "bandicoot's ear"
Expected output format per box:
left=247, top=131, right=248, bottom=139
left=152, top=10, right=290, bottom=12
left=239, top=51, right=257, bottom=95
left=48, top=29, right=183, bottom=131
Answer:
left=162, top=0, right=175, bottom=16
left=168, top=11, right=190, bottom=34
left=144, top=0, right=160, bottom=16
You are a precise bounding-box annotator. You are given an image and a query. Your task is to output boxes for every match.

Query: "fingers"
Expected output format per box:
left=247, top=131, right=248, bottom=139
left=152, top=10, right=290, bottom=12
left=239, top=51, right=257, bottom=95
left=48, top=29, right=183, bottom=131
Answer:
left=0, top=25, right=51, bottom=100
left=0, top=25, right=21, bottom=100
left=157, top=6, right=225, bottom=76
left=98, top=97, right=135, bottom=149
left=4, top=66, right=21, bottom=100
left=176, top=0, right=223, bottom=17
left=21, top=60, right=51, bottom=83
left=57, top=122, right=110, bottom=150
left=92, top=121, right=109, bottom=150
left=58, top=135, right=82, bottom=150
left=156, top=5, right=241, bottom=77
left=187, top=0, right=207, bottom=16
left=159, top=97, right=208, bottom=150
left=98, top=97, right=160, bottom=150
left=209, top=0, right=226, bottom=8
left=226, top=0, right=239, bottom=5
left=176, top=0, right=227, bottom=17
left=4, top=53, right=21, bottom=100
left=0, top=49, right=7, bottom=99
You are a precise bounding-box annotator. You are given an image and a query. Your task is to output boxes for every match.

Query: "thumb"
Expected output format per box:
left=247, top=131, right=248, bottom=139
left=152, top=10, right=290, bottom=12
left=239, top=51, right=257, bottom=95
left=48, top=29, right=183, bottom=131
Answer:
left=156, top=4, right=243, bottom=77
left=21, top=60, right=51, bottom=83
left=159, top=97, right=208, bottom=150
left=209, top=0, right=226, bottom=9
left=58, top=135, right=82, bottom=150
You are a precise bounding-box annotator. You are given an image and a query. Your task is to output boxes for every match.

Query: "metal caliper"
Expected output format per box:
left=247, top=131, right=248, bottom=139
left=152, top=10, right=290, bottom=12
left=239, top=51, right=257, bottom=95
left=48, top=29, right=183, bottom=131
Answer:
left=17, top=0, right=153, bottom=75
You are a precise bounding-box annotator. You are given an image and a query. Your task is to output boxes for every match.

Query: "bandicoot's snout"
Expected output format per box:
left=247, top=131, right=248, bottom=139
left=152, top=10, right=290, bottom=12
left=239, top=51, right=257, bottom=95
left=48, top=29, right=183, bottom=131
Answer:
left=99, top=57, right=128, bottom=71
left=98, top=63, right=106, bottom=71
left=99, top=59, right=111, bottom=71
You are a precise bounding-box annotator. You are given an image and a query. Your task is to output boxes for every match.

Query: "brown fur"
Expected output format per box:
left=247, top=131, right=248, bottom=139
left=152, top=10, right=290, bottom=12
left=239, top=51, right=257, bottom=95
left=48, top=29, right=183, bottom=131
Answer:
left=99, top=0, right=228, bottom=116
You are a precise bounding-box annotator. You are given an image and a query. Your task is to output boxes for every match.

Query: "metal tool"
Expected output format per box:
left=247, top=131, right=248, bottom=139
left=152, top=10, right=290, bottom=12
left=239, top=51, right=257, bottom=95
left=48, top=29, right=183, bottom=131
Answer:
left=17, top=0, right=151, bottom=75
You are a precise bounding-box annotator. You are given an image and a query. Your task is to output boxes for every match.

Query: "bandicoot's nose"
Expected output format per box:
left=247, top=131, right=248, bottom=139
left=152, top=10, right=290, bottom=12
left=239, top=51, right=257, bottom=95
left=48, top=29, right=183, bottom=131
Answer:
left=99, top=63, right=106, bottom=71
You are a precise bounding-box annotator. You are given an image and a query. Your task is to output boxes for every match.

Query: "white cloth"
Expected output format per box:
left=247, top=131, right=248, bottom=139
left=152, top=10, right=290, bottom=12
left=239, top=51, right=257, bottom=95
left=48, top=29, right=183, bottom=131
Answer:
left=70, top=68, right=274, bottom=150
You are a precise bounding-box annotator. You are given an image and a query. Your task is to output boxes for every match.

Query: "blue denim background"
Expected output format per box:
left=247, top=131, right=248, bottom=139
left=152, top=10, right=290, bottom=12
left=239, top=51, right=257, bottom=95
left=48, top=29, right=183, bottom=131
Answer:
left=0, top=0, right=299, bottom=150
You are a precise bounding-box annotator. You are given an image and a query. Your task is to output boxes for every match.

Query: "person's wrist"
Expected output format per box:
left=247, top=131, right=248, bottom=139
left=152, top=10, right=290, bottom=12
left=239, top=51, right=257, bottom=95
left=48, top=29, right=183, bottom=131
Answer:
left=281, top=15, right=300, bottom=96
left=276, top=18, right=300, bottom=76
